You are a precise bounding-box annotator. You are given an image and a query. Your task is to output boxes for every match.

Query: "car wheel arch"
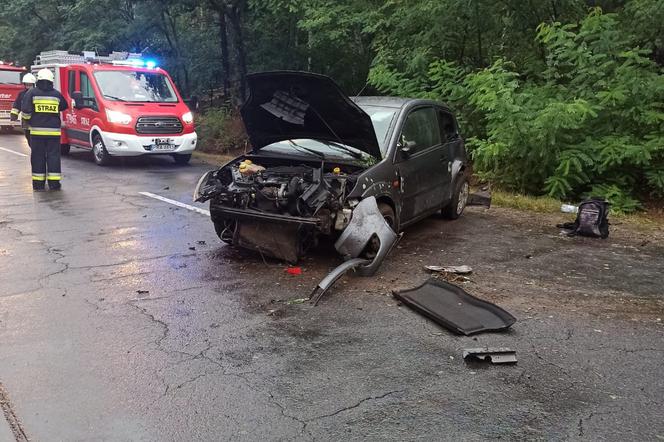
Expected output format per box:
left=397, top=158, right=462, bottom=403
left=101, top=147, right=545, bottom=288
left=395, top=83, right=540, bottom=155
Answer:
left=374, top=195, right=399, bottom=230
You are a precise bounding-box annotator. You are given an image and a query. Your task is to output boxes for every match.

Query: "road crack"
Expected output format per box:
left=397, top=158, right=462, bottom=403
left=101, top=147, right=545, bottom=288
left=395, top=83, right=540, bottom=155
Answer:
left=308, top=390, right=404, bottom=421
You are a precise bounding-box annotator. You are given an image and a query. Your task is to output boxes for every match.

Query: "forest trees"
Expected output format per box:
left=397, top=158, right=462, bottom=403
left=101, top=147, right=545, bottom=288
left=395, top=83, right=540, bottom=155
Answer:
left=1, top=0, right=662, bottom=209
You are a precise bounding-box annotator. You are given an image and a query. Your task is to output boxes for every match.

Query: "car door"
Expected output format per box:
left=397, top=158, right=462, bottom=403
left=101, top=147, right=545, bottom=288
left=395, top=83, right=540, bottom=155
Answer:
left=75, top=70, right=100, bottom=145
left=436, top=108, right=459, bottom=203
left=394, top=106, right=447, bottom=223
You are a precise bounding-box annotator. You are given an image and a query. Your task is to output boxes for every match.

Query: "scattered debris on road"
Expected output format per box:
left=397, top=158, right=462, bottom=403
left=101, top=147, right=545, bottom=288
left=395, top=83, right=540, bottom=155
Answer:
left=310, top=258, right=372, bottom=306
left=425, top=265, right=473, bottom=274
left=467, top=189, right=492, bottom=208
left=463, top=348, right=517, bottom=364
left=557, top=197, right=610, bottom=239
left=393, top=279, right=516, bottom=335
left=285, top=266, right=302, bottom=275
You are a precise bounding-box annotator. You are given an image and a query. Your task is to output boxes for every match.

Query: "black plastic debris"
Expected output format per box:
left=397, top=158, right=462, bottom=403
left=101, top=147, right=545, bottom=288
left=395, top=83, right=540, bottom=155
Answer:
left=393, top=279, right=516, bottom=335
left=463, top=348, right=517, bottom=364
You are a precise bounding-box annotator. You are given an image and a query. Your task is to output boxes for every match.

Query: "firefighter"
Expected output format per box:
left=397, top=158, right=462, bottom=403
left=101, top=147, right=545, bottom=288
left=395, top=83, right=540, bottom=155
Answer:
left=9, top=72, right=36, bottom=147
left=21, top=69, right=68, bottom=191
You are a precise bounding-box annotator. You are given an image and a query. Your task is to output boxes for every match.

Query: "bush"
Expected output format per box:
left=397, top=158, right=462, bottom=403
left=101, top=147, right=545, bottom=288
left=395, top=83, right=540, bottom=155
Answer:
left=196, top=108, right=249, bottom=154
left=369, top=8, right=664, bottom=212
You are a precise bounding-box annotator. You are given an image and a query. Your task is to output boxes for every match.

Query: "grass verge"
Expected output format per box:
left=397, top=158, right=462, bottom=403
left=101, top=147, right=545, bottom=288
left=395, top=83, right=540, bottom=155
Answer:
left=491, top=189, right=664, bottom=230
left=192, top=150, right=235, bottom=166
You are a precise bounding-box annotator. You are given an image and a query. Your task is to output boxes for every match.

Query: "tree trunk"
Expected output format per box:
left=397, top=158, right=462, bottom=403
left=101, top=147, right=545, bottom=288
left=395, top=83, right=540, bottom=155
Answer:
left=216, top=10, right=231, bottom=98
left=225, top=3, right=247, bottom=106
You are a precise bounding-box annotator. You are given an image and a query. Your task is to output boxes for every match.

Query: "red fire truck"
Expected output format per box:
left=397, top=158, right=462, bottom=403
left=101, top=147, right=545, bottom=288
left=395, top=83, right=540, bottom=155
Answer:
left=32, top=51, right=197, bottom=165
left=0, top=63, right=27, bottom=132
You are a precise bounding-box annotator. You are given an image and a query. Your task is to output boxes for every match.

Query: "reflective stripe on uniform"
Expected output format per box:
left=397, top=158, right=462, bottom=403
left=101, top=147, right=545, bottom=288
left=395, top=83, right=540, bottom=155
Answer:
left=30, top=127, right=61, bottom=136
left=32, top=174, right=46, bottom=181
left=32, top=96, right=60, bottom=104
left=22, top=113, right=32, bottom=120
left=47, top=173, right=62, bottom=181
left=10, top=108, right=19, bottom=115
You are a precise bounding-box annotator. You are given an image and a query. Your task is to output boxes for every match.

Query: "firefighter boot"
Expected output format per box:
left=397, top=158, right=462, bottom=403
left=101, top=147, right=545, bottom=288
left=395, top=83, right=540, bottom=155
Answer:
left=45, top=137, right=62, bottom=190
left=31, top=138, right=47, bottom=191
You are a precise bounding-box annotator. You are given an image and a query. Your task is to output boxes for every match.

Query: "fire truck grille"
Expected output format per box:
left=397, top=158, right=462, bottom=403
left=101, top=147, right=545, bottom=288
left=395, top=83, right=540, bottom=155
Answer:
left=135, top=116, right=183, bottom=134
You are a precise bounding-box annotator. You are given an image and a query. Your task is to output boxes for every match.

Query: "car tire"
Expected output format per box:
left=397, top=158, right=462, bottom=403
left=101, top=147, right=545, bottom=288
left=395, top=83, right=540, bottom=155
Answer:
left=92, top=134, right=112, bottom=166
left=442, top=175, right=469, bottom=220
left=378, top=202, right=396, bottom=229
left=60, top=144, right=70, bottom=156
left=173, top=154, right=191, bottom=165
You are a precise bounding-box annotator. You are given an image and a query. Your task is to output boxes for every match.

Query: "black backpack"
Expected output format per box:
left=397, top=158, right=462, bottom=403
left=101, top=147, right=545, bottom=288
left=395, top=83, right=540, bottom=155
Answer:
left=558, top=197, right=610, bottom=238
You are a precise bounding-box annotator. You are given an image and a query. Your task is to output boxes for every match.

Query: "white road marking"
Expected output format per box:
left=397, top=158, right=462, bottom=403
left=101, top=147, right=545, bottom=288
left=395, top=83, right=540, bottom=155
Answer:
left=0, top=147, right=28, bottom=157
left=139, top=191, right=211, bottom=216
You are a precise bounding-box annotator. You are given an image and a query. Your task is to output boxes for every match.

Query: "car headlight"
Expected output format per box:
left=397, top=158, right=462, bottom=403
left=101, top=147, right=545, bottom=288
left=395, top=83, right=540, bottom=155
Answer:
left=182, top=111, right=194, bottom=124
left=106, top=109, right=132, bottom=125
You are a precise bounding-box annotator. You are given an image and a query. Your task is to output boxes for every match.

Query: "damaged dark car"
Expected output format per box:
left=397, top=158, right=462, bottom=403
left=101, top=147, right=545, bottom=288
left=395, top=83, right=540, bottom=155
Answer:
left=194, top=71, right=470, bottom=265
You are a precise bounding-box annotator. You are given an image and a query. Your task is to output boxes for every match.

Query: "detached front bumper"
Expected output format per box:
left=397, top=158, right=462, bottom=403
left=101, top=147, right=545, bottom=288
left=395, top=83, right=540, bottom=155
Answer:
left=101, top=131, right=197, bottom=156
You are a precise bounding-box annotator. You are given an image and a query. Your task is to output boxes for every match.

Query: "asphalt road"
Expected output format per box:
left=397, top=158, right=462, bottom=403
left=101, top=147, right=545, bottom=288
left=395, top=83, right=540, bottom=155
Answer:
left=1, top=132, right=663, bottom=441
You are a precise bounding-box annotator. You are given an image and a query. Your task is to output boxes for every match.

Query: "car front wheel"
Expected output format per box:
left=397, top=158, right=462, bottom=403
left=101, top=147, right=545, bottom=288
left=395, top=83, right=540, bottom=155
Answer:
left=442, top=176, right=469, bottom=220
left=173, top=153, right=191, bottom=165
left=92, top=134, right=112, bottom=166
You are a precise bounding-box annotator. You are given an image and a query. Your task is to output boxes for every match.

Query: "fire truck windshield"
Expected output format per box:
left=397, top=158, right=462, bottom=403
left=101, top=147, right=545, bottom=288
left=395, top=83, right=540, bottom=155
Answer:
left=94, top=70, right=178, bottom=103
left=0, top=70, right=21, bottom=84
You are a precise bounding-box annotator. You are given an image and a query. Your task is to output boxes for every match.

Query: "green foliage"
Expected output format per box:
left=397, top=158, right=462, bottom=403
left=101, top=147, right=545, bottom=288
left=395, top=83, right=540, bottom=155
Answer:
left=1, top=0, right=662, bottom=211
left=588, top=184, right=642, bottom=214
left=196, top=109, right=248, bottom=154
left=370, top=8, right=664, bottom=212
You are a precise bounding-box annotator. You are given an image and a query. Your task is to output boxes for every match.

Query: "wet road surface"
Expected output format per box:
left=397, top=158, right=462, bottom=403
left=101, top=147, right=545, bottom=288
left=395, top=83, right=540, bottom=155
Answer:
left=1, top=132, right=663, bottom=441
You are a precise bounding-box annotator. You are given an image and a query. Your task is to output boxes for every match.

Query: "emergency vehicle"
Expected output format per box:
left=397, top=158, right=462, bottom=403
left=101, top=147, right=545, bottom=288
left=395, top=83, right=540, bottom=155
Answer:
left=32, top=50, right=197, bottom=165
left=0, top=63, right=27, bottom=132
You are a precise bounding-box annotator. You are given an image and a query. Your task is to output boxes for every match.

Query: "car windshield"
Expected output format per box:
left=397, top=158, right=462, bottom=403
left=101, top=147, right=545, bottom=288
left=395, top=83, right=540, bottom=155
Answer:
left=0, top=70, right=21, bottom=84
left=357, top=104, right=398, bottom=156
left=94, top=70, right=178, bottom=102
left=261, top=139, right=369, bottom=161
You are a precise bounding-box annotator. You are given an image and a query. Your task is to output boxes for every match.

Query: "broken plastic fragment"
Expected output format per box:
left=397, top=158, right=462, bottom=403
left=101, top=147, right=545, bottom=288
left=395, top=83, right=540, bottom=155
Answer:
left=285, top=267, right=302, bottom=275
left=425, top=265, right=473, bottom=274
left=462, top=348, right=517, bottom=364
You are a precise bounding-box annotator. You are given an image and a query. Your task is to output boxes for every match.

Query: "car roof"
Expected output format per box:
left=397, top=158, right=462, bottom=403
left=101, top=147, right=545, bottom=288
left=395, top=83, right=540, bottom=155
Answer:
left=353, top=96, right=451, bottom=111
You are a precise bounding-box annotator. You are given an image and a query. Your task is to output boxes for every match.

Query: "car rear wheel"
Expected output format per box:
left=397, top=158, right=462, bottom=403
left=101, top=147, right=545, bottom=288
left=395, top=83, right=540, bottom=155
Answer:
left=92, top=134, right=112, bottom=166
left=60, top=144, right=70, bottom=156
left=173, top=154, right=191, bottom=165
left=442, top=176, right=469, bottom=220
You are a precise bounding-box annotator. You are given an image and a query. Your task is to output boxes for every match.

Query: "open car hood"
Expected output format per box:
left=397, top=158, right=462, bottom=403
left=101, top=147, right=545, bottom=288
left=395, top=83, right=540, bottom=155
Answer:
left=241, top=71, right=381, bottom=159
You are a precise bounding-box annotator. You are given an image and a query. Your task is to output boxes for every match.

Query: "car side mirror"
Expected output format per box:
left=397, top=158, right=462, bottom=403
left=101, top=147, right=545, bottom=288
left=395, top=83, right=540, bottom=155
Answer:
left=400, top=140, right=417, bottom=158
left=72, top=91, right=84, bottom=110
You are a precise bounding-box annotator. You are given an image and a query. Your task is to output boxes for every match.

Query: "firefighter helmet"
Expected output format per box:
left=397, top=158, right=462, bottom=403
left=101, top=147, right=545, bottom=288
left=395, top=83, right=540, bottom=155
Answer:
left=22, top=73, right=36, bottom=84
left=36, top=68, right=54, bottom=82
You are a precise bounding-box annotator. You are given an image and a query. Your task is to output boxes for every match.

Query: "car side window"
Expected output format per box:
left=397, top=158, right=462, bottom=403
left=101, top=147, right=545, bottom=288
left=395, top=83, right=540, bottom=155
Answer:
left=398, top=107, right=441, bottom=155
left=68, top=71, right=76, bottom=96
left=80, top=72, right=98, bottom=111
left=438, top=110, right=458, bottom=143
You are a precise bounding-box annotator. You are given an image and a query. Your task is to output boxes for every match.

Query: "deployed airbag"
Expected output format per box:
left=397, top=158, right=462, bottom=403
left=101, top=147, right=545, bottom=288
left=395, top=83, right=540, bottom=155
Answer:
left=393, top=279, right=516, bottom=335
